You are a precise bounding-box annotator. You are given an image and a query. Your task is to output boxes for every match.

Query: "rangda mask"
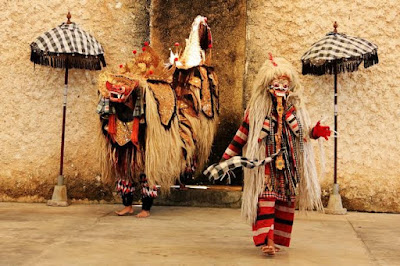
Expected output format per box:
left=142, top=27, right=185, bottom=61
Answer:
left=269, top=75, right=291, bottom=99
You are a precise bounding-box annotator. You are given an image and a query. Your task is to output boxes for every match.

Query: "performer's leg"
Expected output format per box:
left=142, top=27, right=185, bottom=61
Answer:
left=273, top=200, right=295, bottom=247
left=136, top=173, right=158, bottom=218
left=122, top=194, right=134, bottom=206
left=141, top=196, right=154, bottom=211
left=252, top=197, right=277, bottom=255
left=115, top=179, right=135, bottom=216
left=178, top=166, right=194, bottom=190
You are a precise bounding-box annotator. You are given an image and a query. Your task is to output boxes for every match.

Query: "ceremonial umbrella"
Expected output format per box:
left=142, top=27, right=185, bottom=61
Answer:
left=30, top=12, right=106, bottom=206
left=301, top=22, right=378, bottom=214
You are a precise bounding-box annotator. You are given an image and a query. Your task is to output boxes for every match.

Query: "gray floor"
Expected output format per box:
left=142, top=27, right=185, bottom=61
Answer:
left=0, top=203, right=399, bottom=266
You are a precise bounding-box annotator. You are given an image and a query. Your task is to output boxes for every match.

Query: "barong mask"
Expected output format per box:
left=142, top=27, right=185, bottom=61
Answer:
left=106, top=80, right=138, bottom=103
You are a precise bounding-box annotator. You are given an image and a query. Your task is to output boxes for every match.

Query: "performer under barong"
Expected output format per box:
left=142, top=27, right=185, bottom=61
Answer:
left=96, top=47, right=161, bottom=217
left=97, top=15, right=218, bottom=217
left=204, top=54, right=330, bottom=255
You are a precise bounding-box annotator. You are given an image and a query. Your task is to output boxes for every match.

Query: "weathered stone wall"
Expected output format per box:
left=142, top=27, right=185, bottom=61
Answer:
left=246, top=0, right=400, bottom=212
left=0, top=0, right=150, bottom=202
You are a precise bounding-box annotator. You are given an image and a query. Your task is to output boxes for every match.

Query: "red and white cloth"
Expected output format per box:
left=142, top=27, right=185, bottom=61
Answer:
left=253, top=197, right=295, bottom=247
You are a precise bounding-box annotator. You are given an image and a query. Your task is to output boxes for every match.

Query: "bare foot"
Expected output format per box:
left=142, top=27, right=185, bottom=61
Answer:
left=261, top=238, right=278, bottom=256
left=261, top=245, right=276, bottom=256
left=115, top=206, right=134, bottom=216
left=136, top=210, right=150, bottom=218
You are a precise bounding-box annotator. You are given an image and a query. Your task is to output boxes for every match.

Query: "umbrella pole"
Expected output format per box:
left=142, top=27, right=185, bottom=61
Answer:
left=325, top=61, right=346, bottom=214
left=47, top=56, right=69, bottom=207
left=334, top=62, right=338, bottom=184
left=59, top=57, right=68, bottom=185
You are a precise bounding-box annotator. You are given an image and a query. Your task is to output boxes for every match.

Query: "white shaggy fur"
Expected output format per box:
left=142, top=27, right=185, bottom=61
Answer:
left=178, top=15, right=207, bottom=69
left=144, top=83, right=185, bottom=193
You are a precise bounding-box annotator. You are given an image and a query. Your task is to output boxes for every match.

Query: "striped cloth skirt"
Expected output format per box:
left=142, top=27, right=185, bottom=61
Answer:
left=252, top=197, right=295, bottom=247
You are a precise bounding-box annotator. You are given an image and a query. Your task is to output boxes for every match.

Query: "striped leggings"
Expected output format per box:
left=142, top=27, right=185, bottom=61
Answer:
left=252, top=197, right=295, bottom=247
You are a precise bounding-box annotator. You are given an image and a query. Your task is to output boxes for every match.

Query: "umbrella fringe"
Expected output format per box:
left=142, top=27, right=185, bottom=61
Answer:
left=302, top=51, right=378, bottom=76
left=30, top=50, right=106, bottom=70
left=364, top=51, right=379, bottom=68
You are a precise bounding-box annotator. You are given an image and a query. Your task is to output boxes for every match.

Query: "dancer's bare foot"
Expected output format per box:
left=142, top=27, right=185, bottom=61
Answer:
left=268, top=239, right=282, bottom=252
left=136, top=210, right=150, bottom=218
left=261, top=245, right=275, bottom=256
left=115, top=206, right=134, bottom=216
left=261, top=238, right=278, bottom=256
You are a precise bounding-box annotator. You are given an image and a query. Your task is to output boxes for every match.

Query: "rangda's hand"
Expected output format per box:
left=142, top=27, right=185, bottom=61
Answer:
left=312, top=121, right=331, bottom=140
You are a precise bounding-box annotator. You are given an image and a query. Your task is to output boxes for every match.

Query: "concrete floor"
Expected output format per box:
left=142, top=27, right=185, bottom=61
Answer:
left=0, top=203, right=399, bottom=266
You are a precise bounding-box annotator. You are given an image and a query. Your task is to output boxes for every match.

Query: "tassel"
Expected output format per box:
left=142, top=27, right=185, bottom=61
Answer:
left=29, top=52, right=106, bottom=70
left=303, top=52, right=379, bottom=76
left=131, top=117, right=140, bottom=147
left=108, top=114, right=116, bottom=135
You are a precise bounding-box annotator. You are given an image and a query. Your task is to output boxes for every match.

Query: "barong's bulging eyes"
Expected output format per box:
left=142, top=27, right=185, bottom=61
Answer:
left=106, top=82, right=136, bottom=103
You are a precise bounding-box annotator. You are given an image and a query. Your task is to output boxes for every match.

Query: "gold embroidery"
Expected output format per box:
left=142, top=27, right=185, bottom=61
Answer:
left=199, top=66, right=213, bottom=117
left=114, top=119, right=133, bottom=146
left=147, top=83, right=176, bottom=127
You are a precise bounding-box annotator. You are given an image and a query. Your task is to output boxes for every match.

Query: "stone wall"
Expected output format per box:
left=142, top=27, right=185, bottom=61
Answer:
left=1, top=0, right=399, bottom=212
left=0, top=0, right=150, bottom=202
left=246, top=0, right=400, bottom=212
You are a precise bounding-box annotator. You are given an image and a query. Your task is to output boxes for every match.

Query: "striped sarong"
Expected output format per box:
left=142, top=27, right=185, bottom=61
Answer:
left=253, top=197, right=295, bottom=247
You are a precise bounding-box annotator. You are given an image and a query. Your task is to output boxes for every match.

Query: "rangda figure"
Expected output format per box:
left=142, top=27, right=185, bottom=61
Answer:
left=205, top=54, right=330, bottom=255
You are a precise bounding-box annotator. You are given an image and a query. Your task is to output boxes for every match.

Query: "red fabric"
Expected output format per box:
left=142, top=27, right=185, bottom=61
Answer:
left=222, top=112, right=249, bottom=160
left=131, top=117, right=140, bottom=146
left=253, top=197, right=275, bottom=246
left=225, top=142, right=241, bottom=156
left=233, top=134, right=246, bottom=146
left=258, top=119, right=272, bottom=142
left=274, top=200, right=295, bottom=247
left=252, top=198, right=295, bottom=247
left=108, top=114, right=116, bottom=135
left=262, top=119, right=271, bottom=128
left=284, top=105, right=296, bottom=119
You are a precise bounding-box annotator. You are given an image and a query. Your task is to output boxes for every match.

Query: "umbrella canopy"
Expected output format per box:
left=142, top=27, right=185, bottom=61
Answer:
left=30, top=21, right=106, bottom=70
left=301, top=31, right=378, bottom=76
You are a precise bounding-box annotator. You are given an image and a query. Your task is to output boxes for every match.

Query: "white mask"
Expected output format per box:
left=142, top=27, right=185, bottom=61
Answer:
left=268, top=76, right=291, bottom=99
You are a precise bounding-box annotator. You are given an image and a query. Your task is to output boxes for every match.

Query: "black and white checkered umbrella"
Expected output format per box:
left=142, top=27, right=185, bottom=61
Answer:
left=300, top=24, right=378, bottom=213
left=29, top=13, right=106, bottom=206
left=30, top=21, right=106, bottom=70
left=301, top=32, right=378, bottom=76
